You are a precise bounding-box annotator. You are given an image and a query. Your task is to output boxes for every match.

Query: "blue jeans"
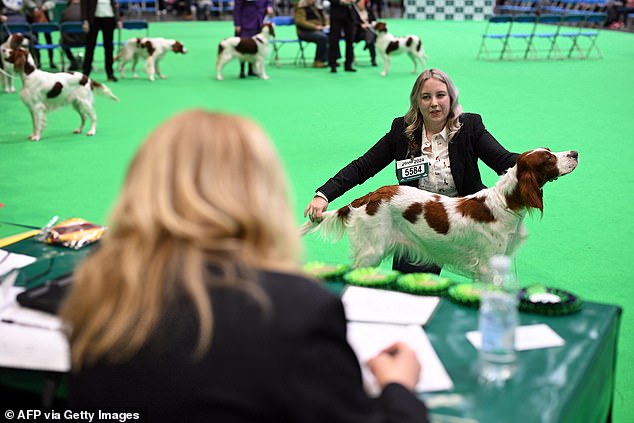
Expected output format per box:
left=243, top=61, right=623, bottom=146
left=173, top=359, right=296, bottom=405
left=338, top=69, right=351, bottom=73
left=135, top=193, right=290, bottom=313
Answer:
left=298, top=30, right=328, bottom=63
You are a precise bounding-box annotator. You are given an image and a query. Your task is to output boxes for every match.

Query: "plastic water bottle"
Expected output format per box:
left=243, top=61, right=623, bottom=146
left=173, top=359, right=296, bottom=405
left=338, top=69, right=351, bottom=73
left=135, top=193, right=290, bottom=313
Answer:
left=478, top=255, right=519, bottom=385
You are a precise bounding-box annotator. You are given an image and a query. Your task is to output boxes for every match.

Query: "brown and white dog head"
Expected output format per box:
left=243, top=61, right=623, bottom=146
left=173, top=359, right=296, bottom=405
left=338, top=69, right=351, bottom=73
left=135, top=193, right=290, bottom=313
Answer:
left=1, top=33, right=31, bottom=93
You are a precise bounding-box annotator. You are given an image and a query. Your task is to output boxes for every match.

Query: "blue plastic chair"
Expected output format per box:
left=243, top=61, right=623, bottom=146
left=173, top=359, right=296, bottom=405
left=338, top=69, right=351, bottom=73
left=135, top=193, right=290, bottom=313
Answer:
left=267, top=16, right=306, bottom=67
left=477, top=15, right=514, bottom=60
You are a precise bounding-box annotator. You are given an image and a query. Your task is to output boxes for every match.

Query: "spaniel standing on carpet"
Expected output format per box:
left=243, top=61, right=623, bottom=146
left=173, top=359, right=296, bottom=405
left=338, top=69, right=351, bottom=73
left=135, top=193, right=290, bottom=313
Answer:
left=216, top=23, right=275, bottom=81
left=301, top=148, right=579, bottom=278
left=5, top=48, right=119, bottom=141
left=0, top=33, right=30, bottom=93
left=115, top=37, right=187, bottom=81
left=374, top=22, right=426, bottom=77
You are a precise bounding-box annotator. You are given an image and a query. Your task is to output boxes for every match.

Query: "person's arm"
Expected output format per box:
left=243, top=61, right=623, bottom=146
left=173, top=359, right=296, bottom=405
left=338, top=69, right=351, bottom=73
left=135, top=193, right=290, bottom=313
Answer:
left=290, top=294, right=429, bottom=423
left=467, top=113, right=519, bottom=174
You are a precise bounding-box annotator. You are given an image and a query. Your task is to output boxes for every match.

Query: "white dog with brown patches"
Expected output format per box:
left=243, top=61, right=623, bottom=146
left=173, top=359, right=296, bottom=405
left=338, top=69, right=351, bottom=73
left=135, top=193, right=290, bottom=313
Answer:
left=216, top=23, right=275, bottom=81
left=301, top=148, right=578, bottom=278
left=374, top=22, right=426, bottom=77
left=0, top=33, right=30, bottom=93
left=115, top=37, right=187, bottom=81
left=5, top=48, right=119, bottom=141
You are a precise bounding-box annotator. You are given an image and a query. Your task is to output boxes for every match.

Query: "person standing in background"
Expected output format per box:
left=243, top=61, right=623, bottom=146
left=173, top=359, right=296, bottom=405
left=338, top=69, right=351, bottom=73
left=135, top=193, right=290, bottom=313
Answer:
left=80, top=0, right=119, bottom=81
left=328, top=0, right=356, bottom=73
left=22, top=0, right=57, bottom=69
left=234, top=0, right=272, bottom=78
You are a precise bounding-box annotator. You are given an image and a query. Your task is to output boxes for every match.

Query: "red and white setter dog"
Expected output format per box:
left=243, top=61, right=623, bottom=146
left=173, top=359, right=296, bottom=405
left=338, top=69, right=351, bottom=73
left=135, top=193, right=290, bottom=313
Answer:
left=115, top=37, right=187, bottom=81
left=0, top=33, right=30, bottom=93
left=374, top=22, right=426, bottom=77
left=301, top=148, right=578, bottom=277
left=216, top=23, right=275, bottom=81
left=4, top=48, right=119, bottom=141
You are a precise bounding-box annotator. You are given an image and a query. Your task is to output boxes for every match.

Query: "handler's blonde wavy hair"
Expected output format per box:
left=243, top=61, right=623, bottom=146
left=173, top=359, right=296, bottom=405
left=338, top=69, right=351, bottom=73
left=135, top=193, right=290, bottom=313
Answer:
left=60, top=110, right=301, bottom=369
left=404, top=69, right=463, bottom=143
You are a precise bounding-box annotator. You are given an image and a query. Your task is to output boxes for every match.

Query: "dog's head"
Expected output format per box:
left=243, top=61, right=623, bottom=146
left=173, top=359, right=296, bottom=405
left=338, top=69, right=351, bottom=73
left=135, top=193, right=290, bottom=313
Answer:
left=5, top=47, right=34, bottom=73
left=171, top=41, right=187, bottom=54
left=374, top=21, right=388, bottom=33
left=260, top=22, right=275, bottom=38
left=514, top=148, right=579, bottom=213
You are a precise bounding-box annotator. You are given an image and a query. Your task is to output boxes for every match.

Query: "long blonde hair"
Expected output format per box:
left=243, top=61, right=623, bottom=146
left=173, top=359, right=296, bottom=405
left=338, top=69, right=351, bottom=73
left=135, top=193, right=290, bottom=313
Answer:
left=60, top=110, right=301, bottom=369
left=404, top=69, right=463, bottom=142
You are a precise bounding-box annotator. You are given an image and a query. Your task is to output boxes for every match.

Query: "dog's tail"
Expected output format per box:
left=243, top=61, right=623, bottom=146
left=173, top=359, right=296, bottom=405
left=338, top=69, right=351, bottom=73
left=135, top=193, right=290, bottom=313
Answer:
left=91, top=80, right=120, bottom=102
left=299, top=208, right=349, bottom=241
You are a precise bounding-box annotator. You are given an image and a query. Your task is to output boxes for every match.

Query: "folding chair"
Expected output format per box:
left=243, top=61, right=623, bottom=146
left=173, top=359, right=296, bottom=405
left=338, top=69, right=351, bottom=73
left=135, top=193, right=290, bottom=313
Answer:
left=267, top=16, right=306, bottom=67
left=556, top=14, right=587, bottom=59
left=117, top=20, right=150, bottom=53
left=3, top=23, right=32, bottom=40
left=507, top=14, right=538, bottom=59
left=528, top=14, right=563, bottom=59
left=30, top=22, right=61, bottom=70
left=476, top=15, right=513, bottom=60
left=570, top=13, right=607, bottom=59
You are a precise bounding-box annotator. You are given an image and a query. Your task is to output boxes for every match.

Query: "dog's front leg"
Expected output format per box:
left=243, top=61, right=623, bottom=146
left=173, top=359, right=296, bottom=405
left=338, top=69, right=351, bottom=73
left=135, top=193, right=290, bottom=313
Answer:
left=131, top=56, right=139, bottom=78
left=216, top=54, right=229, bottom=80
left=28, top=106, right=46, bottom=141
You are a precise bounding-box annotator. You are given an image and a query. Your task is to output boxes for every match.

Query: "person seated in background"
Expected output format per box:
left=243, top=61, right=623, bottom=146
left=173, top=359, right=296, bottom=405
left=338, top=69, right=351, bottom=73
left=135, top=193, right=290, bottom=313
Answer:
left=294, top=0, right=329, bottom=68
left=60, top=109, right=430, bottom=422
left=352, top=0, right=377, bottom=66
left=60, top=0, right=85, bottom=71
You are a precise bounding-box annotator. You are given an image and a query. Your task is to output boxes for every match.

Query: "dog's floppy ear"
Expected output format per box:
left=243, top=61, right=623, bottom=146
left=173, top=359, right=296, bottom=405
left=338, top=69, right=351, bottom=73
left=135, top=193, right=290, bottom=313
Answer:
left=518, top=166, right=544, bottom=215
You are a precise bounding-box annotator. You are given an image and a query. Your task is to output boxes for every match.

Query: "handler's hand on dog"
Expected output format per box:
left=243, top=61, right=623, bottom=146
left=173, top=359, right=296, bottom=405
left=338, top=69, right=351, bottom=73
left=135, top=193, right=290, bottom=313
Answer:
left=304, top=196, right=328, bottom=222
left=367, top=342, right=421, bottom=391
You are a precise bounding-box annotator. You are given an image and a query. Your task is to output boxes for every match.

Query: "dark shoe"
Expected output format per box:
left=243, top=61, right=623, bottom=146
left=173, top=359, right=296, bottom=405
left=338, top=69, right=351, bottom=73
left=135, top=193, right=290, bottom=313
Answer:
left=248, top=70, right=257, bottom=77
left=330, top=67, right=337, bottom=73
left=107, top=76, right=118, bottom=82
left=49, top=63, right=57, bottom=69
left=239, top=72, right=246, bottom=79
left=344, top=67, right=357, bottom=72
left=371, top=60, right=377, bottom=67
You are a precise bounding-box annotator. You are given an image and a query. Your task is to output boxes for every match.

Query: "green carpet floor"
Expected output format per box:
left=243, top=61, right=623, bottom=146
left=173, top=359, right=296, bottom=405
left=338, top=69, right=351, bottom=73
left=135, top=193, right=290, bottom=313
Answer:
left=1, top=18, right=633, bottom=421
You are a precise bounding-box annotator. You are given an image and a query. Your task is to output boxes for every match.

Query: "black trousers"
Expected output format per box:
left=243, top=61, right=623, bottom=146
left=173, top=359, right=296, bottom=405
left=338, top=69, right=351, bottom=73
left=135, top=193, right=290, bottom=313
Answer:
left=82, top=17, right=116, bottom=77
left=328, top=14, right=355, bottom=69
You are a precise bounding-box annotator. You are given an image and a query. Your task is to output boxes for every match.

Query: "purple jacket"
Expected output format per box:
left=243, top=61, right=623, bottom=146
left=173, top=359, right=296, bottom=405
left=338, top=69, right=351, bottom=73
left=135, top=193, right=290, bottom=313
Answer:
left=234, top=0, right=271, bottom=36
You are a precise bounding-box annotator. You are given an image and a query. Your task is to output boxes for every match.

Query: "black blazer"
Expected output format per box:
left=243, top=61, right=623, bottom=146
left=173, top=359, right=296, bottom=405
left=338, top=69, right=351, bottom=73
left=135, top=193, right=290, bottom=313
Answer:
left=70, top=270, right=429, bottom=423
left=317, top=113, right=520, bottom=202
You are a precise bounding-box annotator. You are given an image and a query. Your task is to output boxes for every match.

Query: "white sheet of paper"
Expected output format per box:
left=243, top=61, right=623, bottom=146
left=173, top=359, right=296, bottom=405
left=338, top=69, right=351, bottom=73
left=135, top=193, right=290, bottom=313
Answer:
left=0, top=321, right=70, bottom=372
left=341, top=285, right=440, bottom=326
left=346, top=322, right=454, bottom=395
left=466, top=323, right=565, bottom=351
left=0, top=249, right=36, bottom=277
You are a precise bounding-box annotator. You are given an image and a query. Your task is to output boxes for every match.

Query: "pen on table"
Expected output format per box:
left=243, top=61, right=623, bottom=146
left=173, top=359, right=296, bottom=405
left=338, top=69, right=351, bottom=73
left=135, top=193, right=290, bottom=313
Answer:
left=1, top=318, right=62, bottom=331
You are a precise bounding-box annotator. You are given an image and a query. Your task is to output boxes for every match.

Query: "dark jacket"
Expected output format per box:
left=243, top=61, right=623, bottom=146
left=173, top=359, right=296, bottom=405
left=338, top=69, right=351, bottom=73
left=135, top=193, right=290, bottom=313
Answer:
left=317, top=113, right=519, bottom=202
left=294, top=4, right=328, bottom=34
left=70, top=270, right=429, bottom=423
left=61, top=2, right=85, bottom=46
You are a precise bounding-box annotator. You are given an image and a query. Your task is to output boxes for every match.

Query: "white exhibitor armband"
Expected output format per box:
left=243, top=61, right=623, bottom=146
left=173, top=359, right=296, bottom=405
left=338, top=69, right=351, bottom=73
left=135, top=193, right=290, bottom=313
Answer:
left=396, top=156, right=429, bottom=183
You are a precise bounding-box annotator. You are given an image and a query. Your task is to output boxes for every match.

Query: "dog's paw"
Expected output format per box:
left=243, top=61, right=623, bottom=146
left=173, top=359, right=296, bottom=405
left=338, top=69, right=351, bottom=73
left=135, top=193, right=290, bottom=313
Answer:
left=86, top=131, right=95, bottom=136
left=261, top=75, right=270, bottom=80
left=73, top=129, right=82, bottom=134
left=380, top=71, right=387, bottom=77
left=28, top=134, right=40, bottom=141
left=159, top=75, right=167, bottom=79
left=216, top=75, right=223, bottom=81
left=133, top=73, right=139, bottom=78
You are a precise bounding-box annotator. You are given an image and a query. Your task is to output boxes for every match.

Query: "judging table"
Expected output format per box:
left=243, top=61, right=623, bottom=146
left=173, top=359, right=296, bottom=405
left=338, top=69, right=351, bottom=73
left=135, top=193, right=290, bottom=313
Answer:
left=0, top=236, right=622, bottom=422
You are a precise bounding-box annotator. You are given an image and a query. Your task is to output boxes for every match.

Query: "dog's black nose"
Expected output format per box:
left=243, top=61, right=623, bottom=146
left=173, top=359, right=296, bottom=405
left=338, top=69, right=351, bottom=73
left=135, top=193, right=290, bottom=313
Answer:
left=569, top=151, right=578, bottom=159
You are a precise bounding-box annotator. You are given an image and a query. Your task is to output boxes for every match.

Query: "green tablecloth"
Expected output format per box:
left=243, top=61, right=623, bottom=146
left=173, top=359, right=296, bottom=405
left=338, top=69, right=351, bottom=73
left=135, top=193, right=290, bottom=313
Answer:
left=0, top=239, right=622, bottom=421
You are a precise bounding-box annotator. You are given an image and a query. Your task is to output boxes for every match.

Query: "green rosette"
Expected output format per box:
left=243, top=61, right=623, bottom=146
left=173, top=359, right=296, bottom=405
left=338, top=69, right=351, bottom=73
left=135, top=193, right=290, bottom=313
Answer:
left=343, top=267, right=400, bottom=289
left=302, top=261, right=350, bottom=281
left=447, top=282, right=489, bottom=308
left=519, top=284, right=583, bottom=316
left=396, top=273, right=454, bottom=296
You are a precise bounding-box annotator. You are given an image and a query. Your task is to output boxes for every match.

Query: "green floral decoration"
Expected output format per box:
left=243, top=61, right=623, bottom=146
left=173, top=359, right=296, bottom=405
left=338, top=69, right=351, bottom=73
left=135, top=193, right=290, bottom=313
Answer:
left=302, top=262, right=350, bottom=281
left=343, top=267, right=400, bottom=288
left=396, top=273, right=454, bottom=296
left=519, top=284, right=583, bottom=316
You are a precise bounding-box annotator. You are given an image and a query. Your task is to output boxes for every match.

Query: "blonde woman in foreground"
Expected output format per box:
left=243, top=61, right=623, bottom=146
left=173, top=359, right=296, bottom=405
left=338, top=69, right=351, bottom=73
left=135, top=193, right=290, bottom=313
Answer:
left=60, top=110, right=429, bottom=422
